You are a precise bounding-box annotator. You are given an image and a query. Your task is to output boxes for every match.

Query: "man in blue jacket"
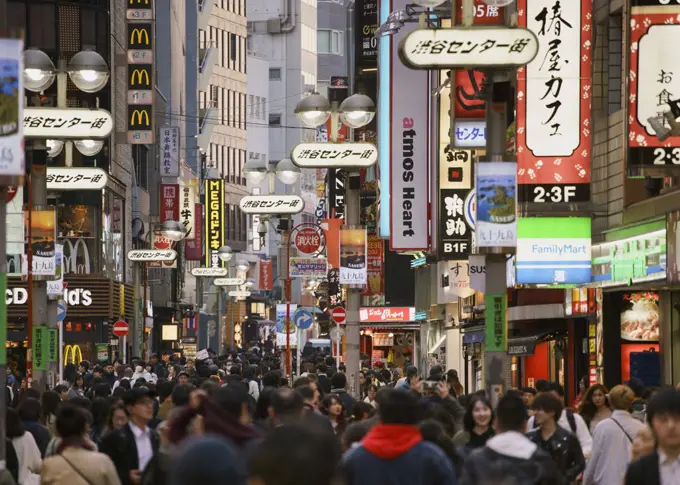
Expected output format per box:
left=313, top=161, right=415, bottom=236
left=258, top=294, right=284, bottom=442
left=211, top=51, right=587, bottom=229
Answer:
left=343, top=387, right=456, bottom=485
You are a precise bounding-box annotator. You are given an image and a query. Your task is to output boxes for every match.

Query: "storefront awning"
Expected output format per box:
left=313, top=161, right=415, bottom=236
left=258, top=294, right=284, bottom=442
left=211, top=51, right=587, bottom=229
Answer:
left=508, top=329, right=562, bottom=356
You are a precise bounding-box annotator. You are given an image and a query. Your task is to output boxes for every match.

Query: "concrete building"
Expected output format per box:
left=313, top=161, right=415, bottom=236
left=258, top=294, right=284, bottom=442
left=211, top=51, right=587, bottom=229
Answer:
left=317, top=0, right=349, bottom=90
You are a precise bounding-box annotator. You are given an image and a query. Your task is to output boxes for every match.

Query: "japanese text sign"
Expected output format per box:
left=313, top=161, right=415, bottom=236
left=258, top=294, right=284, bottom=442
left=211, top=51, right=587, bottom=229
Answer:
left=355, top=0, right=378, bottom=68
left=259, top=259, right=273, bottom=291
left=438, top=261, right=476, bottom=303
left=628, top=3, right=680, bottom=173
left=127, top=19, right=154, bottom=144
left=359, top=307, right=416, bottom=323
left=160, top=127, right=180, bottom=177
left=362, top=235, right=384, bottom=296
left=454, top=120, right=487, bottom=148
left=160, top=184, right=179, bottom=224
left=239, top=195, right=305, bottom=215
left=0, top=38, right=24, bottom=176
left=31, top=209, right=56, bottom=276
left=291, top=142, right=378, bottom=168
left=46, top=167, right=108, bottom=190
left=24, top=108, right=113, bottom=139
left=148, top=233, right=177, bottom=269
left=439, top=148, right=473, bottom=190
left=32, top=326, right=47, bottom=370
left=517, top=0, right=593, bottom=204
left=185, top=203, right=203, bottom=261
left=399, top=27, right=539, bottom=69
left=289, top=257, right=328, bottom=278
left=340, top=228, right=368, bottom=285
left=476, top=162, right=517, bottom=248
left=455, top=70, right=487, bottom=119
left=455, top=0, right=505, bottom=25
left=127, top=249, right=177, bottom=262
left=485, top=293, right=507, bottom=352
left=180, top=183, right=196, bottom=239
left=204, top=180, right=225, bottom=268
left=438, top=188, right=475, bottom=260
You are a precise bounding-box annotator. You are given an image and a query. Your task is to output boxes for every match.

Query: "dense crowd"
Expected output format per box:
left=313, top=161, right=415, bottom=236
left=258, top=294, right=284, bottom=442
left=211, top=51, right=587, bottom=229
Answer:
left=1, top=341, right=679, bottom=485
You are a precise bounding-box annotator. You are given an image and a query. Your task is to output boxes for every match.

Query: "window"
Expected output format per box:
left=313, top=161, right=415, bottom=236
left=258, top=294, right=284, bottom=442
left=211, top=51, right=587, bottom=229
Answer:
left=241, top=93, right=247, bottom=129
left=269, top=113, right=282, bottom=125
left=255, top=97, right=260, bottom=119
left=301, top=25, right=317, bottom=53
left=210, top=85, right=218, bottom=105
left=249, top=95, right=254, bottom=117
left=269, top=68, right=281, bottom=80
left=222, top=31, right=228, bottom=66
left=230, top=33, right=237, bottom=61
left=332, top=31, right=344, bottom=55
left=221, top=88, right=226, bottom=124
left=262, top=98, right=267, bottom=119
left=318, top=30, right=331, bottom=54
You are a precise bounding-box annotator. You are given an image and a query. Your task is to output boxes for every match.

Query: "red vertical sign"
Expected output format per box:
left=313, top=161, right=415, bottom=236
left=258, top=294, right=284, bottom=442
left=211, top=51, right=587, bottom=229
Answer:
left=362, top=236, right=384, bottom=296
left=160, top=184, right=179, bottom=223
left=259, top=259, right=273, bottom=290
left=185, top=203, right=203, bottom=261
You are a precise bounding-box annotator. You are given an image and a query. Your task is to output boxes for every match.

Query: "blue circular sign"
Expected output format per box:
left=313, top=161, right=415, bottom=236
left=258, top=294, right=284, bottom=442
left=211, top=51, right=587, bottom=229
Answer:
left=293, top=309, right=313, bottom=330
left=57, top=300, right=67, bottom=323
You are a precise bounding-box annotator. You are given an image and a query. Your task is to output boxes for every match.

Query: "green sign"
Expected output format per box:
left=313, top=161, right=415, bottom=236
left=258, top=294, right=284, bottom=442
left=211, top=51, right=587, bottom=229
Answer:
left=485, top=293, right=507, bottom=352
left=46, top=329, right=58, bottom=362
left=0, top=273, right=6, bottom=366
left=32, top=326, right=48, bottom=371
left=95, top=344, right=109, bottom=363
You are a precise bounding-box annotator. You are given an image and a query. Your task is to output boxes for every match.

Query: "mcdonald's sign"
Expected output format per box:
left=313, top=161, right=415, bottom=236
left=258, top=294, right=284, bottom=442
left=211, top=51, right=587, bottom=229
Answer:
left=128, top=24, right=152, bottom=49
left=129, top=108, right=152, bottom=129
left=63, top=345, right=84, bottom=366
left=129, top=67, right=151, bottom=89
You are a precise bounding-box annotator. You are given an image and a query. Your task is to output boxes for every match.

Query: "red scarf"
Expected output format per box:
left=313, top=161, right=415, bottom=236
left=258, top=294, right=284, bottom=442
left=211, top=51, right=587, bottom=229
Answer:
left=361, top=424, right=422, bottom=459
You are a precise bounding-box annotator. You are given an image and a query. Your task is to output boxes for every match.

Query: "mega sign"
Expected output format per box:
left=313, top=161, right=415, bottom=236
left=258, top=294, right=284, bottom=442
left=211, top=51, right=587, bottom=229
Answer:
left=359, top=307, right=416, bottom=323
left=6, top=287, right=92, bottom=306
left=204, top=179, right=225, bottom=268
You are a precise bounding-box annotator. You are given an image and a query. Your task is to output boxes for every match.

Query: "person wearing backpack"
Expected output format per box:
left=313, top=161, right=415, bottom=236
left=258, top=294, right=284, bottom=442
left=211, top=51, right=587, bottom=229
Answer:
left=583, top=385, right=646, bottom=485
left=527, top=383, right=592, bottom=458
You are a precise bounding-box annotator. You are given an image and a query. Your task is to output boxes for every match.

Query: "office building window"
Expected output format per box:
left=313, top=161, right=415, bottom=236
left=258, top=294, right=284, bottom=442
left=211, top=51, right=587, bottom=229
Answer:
left=230, top=33, right=237, bottom=61
left=269, top=113, right=281, bottom=125
left=222, top=31, right=228, bottom=66
left=318, top=30, right=343, bottom=55
left=241, top=93, right=246, bottom=129
left=235, top=91, right=240, bottom=128
left=221, top=88, right=226, bottom=124
left=231, top=147, right=236, bottom=181
left=262, top=98, right=267, bottom=119
left=199, top=90, right=206, bottom=110
left=255, top=96, right=260, bottom=119
left=269, top=68, right=281, bottom=80
left=249, top=95, right=254, bottom=117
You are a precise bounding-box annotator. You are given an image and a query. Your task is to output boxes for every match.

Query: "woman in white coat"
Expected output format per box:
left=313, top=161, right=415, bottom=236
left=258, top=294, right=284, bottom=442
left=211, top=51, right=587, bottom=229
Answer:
left=6, top=408, right=41, bottom=485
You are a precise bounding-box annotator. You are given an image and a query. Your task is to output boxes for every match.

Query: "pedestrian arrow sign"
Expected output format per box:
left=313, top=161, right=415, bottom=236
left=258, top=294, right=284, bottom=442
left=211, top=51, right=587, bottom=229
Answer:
left=57, top=300, right=67, bottom=323
left=293, top=309, right=313, bottom=330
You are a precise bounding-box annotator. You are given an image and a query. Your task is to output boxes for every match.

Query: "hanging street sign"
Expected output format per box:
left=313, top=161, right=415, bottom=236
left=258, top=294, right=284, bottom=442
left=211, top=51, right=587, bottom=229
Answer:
left=294, top=226, right=324, bottom=255
left=399, top=27, right=539, bottom=69
left=214, top=277, right=246, bottom=286
left=291, top=142, right=378, bottom=168
left=191, top=267, right=228, bottom=277
left=127, top=249, right=177, bottom=262
left=24, top=108, right=114, bottom=139
left=228, top=290, right=252, bottom=298
left=47, top=167, right=108, bottom=191
left=239, top=195, right=305, bottom=215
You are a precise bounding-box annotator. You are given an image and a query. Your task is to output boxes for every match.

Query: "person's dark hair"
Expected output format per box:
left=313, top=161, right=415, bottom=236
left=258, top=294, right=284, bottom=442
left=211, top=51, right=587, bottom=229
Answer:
left=229, top=364, right=242, bottom=376
left=270, top=387, right=304, bottom=423
left=41, top=391, right=61, bottom=425
left=213, top=384, right=249, bottom=418
left=495, top=393, right=528, bottom=432
left=419, top=419, right=463, bottom=476
left=646, top=387, right=680, bottom=425
left=521, top=386, right=537, bottom=395
left=17, top=397, right=42, bottom=422
left=118, top=379, right=131, bottom=391
left=350, top=402, right=375, bottom=422
left=296, top=386, right=315, bottom=402
left=112, top=386, right=126, bottom=400
left=158, top=380, right=175, bottom=402
left=293, top=376, right=312, bottom=389
left=6, top=408, right=25, bottom=438
left=375, top=388, right=422, bottom=425
left=532, top=392, right=564, bottom=420
left=330, top=372, right=346, bottom=390
left=19, top=387, right=41, bottom=403
left=107, top=402, right=128, bottom=429
left=243, top=365, right=257, bottom=381
left=91, top=382, right=111, bottom=399
left=627, top=378, right=646, bottom=399
left=55, top=384, right=69, bottom=395
left=577, top=383, right=610, bottom=426
left=463, top=395, right=494, bottom=434
left=172, top=384, right=193, bottom=407
left=250, top=425, right=341, bottom=485
left=343, top=421, right=371, bottom=449
left=405, top=366, right=418, bottom=378
left=93, top=365, right=104, bottom=375
left=546, top=382, right=565, bottom=397
left=262, top=371, right=280, bottom=388
left=90, top=397, right=110, bottom=431
left=255, top=387, right=275, bottom=421
left=68, top=396, right=92, bottom=412
left=316, top=364, right=327, bottom=375
left=423, top=401, right=456, bottom=437
left=56, top=405, right=90, bottom=440
left=535, top=379, right=549, bottom=393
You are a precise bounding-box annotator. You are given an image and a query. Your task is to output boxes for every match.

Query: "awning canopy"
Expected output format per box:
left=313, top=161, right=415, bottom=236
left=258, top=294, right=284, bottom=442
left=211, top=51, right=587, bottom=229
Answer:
left=508, top=328, right=563, bottom=356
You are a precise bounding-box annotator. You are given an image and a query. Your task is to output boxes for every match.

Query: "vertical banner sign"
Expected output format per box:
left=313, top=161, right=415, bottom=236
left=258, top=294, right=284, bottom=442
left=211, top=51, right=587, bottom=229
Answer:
left=0, top=274, right=6, bottom=365
left=126, top=0, right=154, bottom=144
left=628, top=2, right=680, bottom=173
left=7, top=186, right=25, bottom=275
left=185, top=203, right=203, bottom=261
left=0, top=38, right=25, bottom=176
left=340, top=228, right=368, bottom=285
left=47, top=329, right=58, bottom=363
left=160, top=183, right=179, bottom=223
left=180, top=183, right=196, bottom=239
left=476, top=162, right=517, bottom=248
left=204, top=179, right=225, bottom=268
left=31, top=209, right=57, bottom=276
left=387, top=0, right=429, bottom=249
left=160, top=127, right=180, bottom=177
left=362, top=236, right=384, bottom=296
left=355, top=0, right=378, bottom=69
left=259, top=259, right=273, bottom=291
left=327, top=268, right=342, bottom=307
left=517, top=0, right=593, bottom=204
left=485, top=293, right=507, bottom=352
left=32, top=326, right=47, bottom=370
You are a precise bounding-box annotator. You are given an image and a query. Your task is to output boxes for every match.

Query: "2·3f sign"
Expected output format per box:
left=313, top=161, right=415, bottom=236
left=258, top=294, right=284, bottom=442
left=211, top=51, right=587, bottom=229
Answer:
left=532, top=185, right=577, bottom=203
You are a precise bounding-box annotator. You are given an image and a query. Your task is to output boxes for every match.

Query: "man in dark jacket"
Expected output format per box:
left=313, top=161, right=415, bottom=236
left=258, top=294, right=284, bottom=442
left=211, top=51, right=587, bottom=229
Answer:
left=460, top=393, right=564, bottom=485
left=316, top=364, right=332, bottom=395
left=330, top=372, right=356, bottom=417
left=343, top=388, right=456, bottom=485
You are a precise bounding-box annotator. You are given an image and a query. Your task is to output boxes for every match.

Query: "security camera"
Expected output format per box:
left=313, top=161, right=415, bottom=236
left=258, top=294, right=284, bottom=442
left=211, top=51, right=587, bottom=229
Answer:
left=257, top=221, right=267, bottom=238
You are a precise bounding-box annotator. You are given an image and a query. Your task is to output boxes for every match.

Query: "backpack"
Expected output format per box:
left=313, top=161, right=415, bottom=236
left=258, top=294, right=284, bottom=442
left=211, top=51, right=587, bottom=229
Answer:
left=533, top=408, right=577, bottom=434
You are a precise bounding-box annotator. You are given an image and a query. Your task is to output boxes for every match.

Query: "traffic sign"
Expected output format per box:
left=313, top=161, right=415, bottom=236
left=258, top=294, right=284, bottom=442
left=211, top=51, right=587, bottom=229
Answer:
left=112, top=320, right=129, bottom=337
left=293, top=309, right=313, bottom=330
left=331, top=307, right=346, bottom=325
left=295, top=227, right=323, bottom=255
left=57, top=300, right=67, bottom=323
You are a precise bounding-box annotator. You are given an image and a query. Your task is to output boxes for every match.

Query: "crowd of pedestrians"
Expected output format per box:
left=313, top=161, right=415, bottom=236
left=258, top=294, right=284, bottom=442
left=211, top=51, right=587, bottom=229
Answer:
left=1, top=342, right=679, bottom=485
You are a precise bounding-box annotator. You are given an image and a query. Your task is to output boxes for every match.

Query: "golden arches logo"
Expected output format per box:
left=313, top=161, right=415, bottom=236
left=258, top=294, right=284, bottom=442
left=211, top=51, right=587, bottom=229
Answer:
left=130, top=109, right=150, bottom=127
left=130, top=69, right=150, bottom=87
left=130, top=0, right=149, bottom=4
left=63, top=345, right=83, bottom=366
left=130, top=28, right=150, bottom=45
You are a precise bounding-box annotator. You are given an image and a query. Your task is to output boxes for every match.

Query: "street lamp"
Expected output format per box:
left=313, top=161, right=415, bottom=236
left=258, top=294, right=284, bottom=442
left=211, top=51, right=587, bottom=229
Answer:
left=412, top=0, right=445, bottom=6
left=161, top=220, right=186, bottom=242
left=23, top=48, right=56, bottom=92
left=243, top=158, right=268, bottom=185
left=46, top=140, right=64, bottom=158
left=244, top=279, right=255, bottom=288
left=275, top=158, right=301, bottom=185
left=236, top=259, right=250, bottom=273
left=339, top=94, right=376, bottom=129
left=294, top=93, right=331, bottom=128
left=294, top=93, right=376, bottom=132
left=67, top=50, right=110, bottom=93
left=218, top=245, right=234, bottom=262
left=73, top=139, right=104, bottom=157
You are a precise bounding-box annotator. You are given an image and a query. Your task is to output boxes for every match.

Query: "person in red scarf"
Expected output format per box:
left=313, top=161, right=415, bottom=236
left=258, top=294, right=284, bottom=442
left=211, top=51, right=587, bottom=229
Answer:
left=342, top=388, right=457, bottom=485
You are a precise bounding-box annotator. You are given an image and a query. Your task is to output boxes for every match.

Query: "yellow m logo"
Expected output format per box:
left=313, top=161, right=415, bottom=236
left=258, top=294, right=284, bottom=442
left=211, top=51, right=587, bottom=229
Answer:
left=130, top=109, right=150, bottom=127
left=130, top=68, right=150, bottom=87
left=130, top=28, right=150, bottom=45
left=130, top=0, right=149, bottom=4
left=63, top=345, right=83, bottom=366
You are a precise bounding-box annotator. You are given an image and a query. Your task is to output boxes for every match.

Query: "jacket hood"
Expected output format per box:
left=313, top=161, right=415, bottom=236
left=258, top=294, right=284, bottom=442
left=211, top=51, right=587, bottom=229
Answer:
left=485, top=431, right=538, bottom=460
left=361, top=424, right=422, bottom=459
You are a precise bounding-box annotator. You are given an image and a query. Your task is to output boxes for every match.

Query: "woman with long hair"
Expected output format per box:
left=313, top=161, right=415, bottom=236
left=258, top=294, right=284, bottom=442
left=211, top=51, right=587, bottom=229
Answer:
left=350, top=401, right=375, bottom=423
left=453, top=395, right=495, bottom=454
left=6, top=408, right=41, bottom=485
left=67, top=374, right=86, bottom=400
left=106, top=403, right=129, bottom=434
left=320, top=394, right=347, bottom=437
left=40, top=391, right=61, bottom=438
left=577, top=383, right=611, bottom=433
left=89, top=397, right=111, bottom=445
left=363, top=384, right=378, bottom=408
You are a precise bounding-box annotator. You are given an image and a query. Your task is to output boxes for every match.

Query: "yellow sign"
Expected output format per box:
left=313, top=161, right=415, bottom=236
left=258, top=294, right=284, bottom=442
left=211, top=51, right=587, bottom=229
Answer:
left=119, top=284, right=125, bottom=316
left=130, top=0, right=149, bottom=4
left=129, top=27, right=150, bottom=46
left=130, top=68, right=150, bottom=87
left=63, top=345, right=83, bottom=366
left=130, top=109, right=150, bottom=128
left=204, top=179, right=225, bottom=268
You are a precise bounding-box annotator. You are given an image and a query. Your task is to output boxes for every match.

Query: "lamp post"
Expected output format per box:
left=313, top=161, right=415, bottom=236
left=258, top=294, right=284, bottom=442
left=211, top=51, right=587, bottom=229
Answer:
left=23, top=47, right=110, bottom=390
left=243, top=159, right=301, bottom=377
left=130, top=219, right=186, bottom=361
left=293, top=93, right=375, bottom=397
